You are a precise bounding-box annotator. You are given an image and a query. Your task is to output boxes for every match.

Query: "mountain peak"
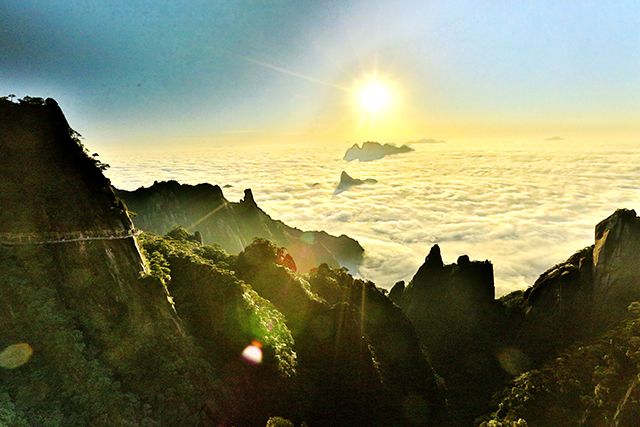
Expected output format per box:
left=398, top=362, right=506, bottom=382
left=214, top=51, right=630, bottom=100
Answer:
left=425, top=244, right=444, bottom=268
left=242, top=188, right=256, bottom=206
left=343, top=141, right=414, bottom=162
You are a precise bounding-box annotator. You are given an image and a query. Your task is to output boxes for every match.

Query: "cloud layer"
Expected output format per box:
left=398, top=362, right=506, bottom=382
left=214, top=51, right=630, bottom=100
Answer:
left=106, top=141, right=640, bottom=296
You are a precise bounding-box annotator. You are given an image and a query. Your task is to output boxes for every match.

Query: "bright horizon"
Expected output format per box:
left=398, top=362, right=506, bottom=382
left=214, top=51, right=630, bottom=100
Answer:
left=1, top=1, right=638, bottom=152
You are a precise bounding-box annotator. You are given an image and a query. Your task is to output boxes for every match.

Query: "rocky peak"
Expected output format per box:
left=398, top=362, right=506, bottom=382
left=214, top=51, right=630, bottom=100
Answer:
left=516, top=208, right=640, bottom=360
left=425, top=244, right=444, bottom=268
left=593, top=209, right=640, bottom=273
left=592, top=208, right=640, bottom=318
left=241, top=188, right=257, bottom=207
left=389, top=280, right=405, bottom=305
left=334, top=171, right=377, bottom=194
left=403, top=244, right=495, bottom=310
left=396, top=245, right=500, bottom=424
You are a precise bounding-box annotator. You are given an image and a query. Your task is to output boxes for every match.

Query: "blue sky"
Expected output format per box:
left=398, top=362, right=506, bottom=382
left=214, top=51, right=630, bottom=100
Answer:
left=1, top=0, right=638, bottom=149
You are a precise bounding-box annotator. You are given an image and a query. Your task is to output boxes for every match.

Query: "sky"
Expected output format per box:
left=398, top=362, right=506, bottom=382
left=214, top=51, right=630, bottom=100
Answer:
left=1, top=1, right=639, bottom=150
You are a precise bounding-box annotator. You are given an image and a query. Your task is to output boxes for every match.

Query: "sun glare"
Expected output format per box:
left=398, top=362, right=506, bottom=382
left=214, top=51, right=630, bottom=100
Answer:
left=356, top=78, right=392, bottom=115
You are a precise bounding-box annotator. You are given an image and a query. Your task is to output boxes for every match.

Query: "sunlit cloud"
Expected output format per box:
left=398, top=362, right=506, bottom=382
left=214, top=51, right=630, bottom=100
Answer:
left=106, top=140, right=640, bottom=296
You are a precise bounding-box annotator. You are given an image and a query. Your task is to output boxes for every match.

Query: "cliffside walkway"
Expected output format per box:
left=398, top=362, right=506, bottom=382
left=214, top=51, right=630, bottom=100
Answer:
left=0, top=229, right=141, bottom=246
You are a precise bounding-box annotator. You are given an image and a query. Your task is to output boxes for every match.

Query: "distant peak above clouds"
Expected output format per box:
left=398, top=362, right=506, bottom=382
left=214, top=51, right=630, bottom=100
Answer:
left=334, top=171, right=377, bottom=194
left=544, top=136, right=565, bottom=141
left=343, top=141, right=413, bottom=162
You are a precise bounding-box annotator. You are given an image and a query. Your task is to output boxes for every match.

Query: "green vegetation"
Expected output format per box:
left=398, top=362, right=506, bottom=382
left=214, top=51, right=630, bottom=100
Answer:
left=140, top=230, right=298, bottom=378
left=0, top=242, right=217, bottom=426
left=117, top=182, right=365, bottom=272
left=483, top=303, right=640, bottom=426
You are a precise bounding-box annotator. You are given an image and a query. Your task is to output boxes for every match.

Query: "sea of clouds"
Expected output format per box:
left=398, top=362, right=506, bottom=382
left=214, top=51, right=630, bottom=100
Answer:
left=105, top=140, right=640, bottom=297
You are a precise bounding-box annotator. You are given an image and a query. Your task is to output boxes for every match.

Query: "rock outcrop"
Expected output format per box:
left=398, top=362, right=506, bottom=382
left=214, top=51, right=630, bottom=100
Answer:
left=334, top=170, right=377, bottom=194
left=500, top=209, right=640, bottom=365
left=393, top=211, right=640, bottom=425
left=593, top=209, right=640, bottom=313
left=343, top=141, right=413, bottom=162
left=393, top=244, right=504, bottom=425
left=117, top=181, right=365, bottom=272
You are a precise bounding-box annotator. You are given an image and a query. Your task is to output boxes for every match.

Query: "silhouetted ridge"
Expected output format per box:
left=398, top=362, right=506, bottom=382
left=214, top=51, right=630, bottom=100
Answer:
left=391, top=210, right=640, bottom=425
left=118, top=181, right=365, bottom=272
left=394, top=245, right=506, bottom=424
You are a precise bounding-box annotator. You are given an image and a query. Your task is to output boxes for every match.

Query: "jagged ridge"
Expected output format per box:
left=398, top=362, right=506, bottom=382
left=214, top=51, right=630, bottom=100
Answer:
left=117, top=181, right=364, bottom=272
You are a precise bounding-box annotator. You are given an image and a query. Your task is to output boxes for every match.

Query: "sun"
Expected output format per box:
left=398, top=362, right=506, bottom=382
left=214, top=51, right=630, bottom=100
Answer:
left=356, top=77, right=392, bottom=115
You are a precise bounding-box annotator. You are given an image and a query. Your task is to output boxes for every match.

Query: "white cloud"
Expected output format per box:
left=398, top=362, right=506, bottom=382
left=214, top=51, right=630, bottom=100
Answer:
left=106, top=141, right=640, bottom=296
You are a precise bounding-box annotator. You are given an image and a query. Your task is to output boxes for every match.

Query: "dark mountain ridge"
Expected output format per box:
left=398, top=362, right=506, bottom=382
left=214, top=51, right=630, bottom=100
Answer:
left=391, top=209, right=640, bottom=425
left=117, top=181, right=364, bottom=273
left=1, top=97, right=216, bottom=425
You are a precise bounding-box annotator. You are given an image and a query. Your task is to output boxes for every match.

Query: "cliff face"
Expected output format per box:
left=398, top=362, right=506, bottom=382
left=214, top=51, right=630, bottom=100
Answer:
left=0, top=98, right=132, bottom=234
left=307, top=264, right=449, bottom=426
left=0, top=98, right=171, bottom=350
left=117, top=182, right=364, bottom=272
left=0, top=98, right=219, bottom=425
left=593, top=209, right=640, bottom=314
left=513, top=209, right=640, bottom=363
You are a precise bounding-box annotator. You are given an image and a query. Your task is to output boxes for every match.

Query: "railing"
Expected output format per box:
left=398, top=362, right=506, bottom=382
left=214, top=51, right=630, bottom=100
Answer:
left=0, top=229, right=141, bottom=246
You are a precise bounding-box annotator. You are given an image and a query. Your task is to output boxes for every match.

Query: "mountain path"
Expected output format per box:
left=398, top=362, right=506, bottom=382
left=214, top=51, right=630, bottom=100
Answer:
left=0, top=229, right=141, bottom=246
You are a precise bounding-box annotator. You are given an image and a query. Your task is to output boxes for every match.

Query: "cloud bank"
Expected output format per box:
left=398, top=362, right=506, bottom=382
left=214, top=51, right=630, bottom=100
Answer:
left=106, top=141, right=640, bottom=296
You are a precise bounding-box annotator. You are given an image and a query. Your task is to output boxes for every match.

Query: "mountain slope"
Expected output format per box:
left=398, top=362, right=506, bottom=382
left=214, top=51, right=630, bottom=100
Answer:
left=391, top=210, right=640, bottom=426
left=0, top=97, right=219, bottom=425
left=117, top=182, right=364, bottom=272
left=0, top=97, right=447, bottom=426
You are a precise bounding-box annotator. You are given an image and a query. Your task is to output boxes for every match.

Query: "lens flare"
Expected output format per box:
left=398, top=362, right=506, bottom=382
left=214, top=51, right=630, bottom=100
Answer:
left=0, top=343, right=33, bottom=369
left=496, top=347, right=530, bottom=376
left=241, top=340, right=263, bottom=365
